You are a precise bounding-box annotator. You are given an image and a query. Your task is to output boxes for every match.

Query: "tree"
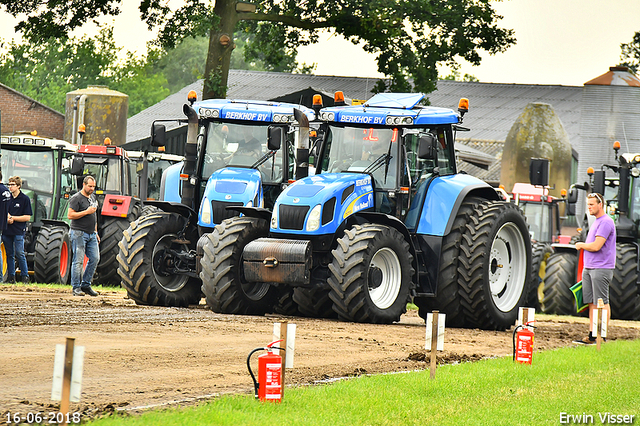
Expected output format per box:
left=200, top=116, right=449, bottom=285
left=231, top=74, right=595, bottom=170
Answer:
left=0, top=26, right=169, bottom=116
left=620, top=31, right=640, bottom=74
left=1, top=0, right=514, bottom=100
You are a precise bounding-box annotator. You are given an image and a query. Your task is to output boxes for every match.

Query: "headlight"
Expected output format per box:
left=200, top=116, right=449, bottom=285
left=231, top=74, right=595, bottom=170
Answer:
left=271, top=210, right=278, bottom=229
left=246, top=200, right=253, bottom=207
left=201, top=198, right=212, bottom=224
left=212, top=109, right=220, bottom=118
left=306, top=204, right=322, bottom=232
left=632, top=167, right=640, bottom=178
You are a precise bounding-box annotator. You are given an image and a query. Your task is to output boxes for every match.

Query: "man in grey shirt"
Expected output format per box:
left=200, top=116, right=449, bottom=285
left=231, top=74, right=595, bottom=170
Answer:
left=68, top=176, right=101, bottom=296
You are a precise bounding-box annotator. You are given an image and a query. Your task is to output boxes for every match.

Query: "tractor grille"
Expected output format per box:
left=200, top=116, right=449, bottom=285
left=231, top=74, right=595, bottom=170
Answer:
left=212, top=200, right=243, bottom=224
left=279, top=204, right=310, bottom=230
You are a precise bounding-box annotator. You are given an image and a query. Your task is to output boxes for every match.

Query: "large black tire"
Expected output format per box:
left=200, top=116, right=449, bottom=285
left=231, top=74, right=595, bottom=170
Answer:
left=96, top=202, right=141, bottom=286
left=610, top=243, right=640, bottom=320
left=34, top=225, right=72, bottom=284
left=117, top=212, right=201, bottom=306
left=200, top=216, right=279, bottom=315
left=413, top=197, right=484, bottom=328
left=528, top=242, right=554, bottom=312
left=541, top=252, right=578, bottom=315
left=292, top=286, right=335, bottom=318
left=457, top=201, right=531, bottom=330
left=141, top=204, right=161, bottom=217
left=328, top=224, right=414, bottom=324
left=273, top=287, right=300, bottom=317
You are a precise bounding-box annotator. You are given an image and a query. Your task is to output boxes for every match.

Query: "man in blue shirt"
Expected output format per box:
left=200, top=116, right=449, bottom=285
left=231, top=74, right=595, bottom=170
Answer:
left=0, top=172, right=11, bottom=282
left=2, top=176, right=33, bottom=283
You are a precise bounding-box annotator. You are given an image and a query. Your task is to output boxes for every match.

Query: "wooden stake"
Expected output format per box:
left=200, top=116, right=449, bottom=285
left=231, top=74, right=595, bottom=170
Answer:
left=596, top=298, right=604, bottom=351
left=279, top=321, right=288, bottom=398
left=430, top=311, right=439, bottom=379
left=59, top=337, right=75, bottom=416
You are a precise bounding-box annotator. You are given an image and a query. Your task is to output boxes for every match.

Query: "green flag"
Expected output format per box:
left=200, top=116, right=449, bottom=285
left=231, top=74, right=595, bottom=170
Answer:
left=570, top=281, right=588, bottom=313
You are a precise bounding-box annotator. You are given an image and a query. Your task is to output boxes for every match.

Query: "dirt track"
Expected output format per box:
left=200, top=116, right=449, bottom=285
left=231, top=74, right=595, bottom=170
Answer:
left=1, top=285, right=639, bottom=420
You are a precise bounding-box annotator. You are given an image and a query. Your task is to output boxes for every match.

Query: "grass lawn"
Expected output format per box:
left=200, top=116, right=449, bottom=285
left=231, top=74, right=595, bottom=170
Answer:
left=88, top=339, right=640, bottom=426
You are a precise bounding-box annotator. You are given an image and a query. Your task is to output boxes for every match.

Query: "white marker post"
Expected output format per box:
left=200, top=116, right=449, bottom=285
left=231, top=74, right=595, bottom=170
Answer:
left=425, top=311, right=445, bottom=379
left=593, top=298, right=607, bottom=351
left=517, top=307, right=535, bottom=331
left=273, top=322, right=296, bottom=397
left=52, top=338, right=85, bottom=414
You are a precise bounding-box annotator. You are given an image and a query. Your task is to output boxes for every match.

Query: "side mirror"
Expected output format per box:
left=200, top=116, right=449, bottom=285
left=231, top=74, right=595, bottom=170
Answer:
left=568, top=187, right=578, bottom=203
left=529, top=158, right=550, bottom=187
left=592, top=170, right=605, bottom=196
left=418, top=134, right=438, bottom=160
left=69, top=157, right=85, bottom=176
left=268, top=126, right=283, bottom=151
left=151, top=123, right=166, bottom=147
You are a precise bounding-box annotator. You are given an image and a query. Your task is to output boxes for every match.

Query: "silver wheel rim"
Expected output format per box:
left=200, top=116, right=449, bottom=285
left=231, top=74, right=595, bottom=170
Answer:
left=489, top=222, right=527, bottom=312
left=153, top=233, right=190, bottom=292
left=369, top=247, right=402, bottom=309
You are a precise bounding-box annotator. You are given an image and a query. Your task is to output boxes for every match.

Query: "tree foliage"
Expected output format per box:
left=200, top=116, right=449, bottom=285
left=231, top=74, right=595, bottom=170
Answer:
left=620, top=31, right=640, bottom=74
left=1, top=0, right=514, bottom=100
left=0, top=26, right=169, bottom=116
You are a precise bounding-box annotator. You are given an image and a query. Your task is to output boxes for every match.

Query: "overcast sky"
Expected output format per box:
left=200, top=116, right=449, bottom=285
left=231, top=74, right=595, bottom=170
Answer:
left=1, top=0, right=639, bottom=87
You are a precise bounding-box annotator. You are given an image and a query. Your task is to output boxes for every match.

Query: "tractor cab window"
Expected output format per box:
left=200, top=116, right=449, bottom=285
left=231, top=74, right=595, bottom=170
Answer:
left=319, top=125, right=399, bottom=190
left=403, top=126, right=456, bottom=230
left=630, top=175, right=640, bottom=222
left=202, top=121, right=286, bottom=184
left=82, top=157, right=122, bottom=193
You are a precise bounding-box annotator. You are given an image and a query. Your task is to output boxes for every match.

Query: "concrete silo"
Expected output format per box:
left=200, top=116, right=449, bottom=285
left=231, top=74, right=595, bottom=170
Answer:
left=500, top=102, right=572, bottom=198
left=63, top=86, right=128, bottom=145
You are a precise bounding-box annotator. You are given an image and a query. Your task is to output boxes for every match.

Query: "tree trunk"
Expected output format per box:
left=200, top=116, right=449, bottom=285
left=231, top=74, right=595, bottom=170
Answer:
left=203, top=0, right=239, bottom=99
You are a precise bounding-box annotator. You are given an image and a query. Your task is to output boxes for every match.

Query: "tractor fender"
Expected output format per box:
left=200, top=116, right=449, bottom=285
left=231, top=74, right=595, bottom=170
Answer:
left=415, top=174, right=499, bottom=236
left=40, top=219, right=70, bottom=229
left=141, top=200, right=199, bottom=229
left=159, top=162, right=184, bottom=203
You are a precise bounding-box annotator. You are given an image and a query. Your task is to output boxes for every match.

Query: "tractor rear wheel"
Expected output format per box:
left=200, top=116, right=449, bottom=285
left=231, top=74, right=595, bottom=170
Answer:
left=611, top=243, right=640, bottom=320
left=528, top=242, right=553, bottom=311
left=117, top=212, right=201, bottom=306
left=541, top=252, right=578, bottom=315
left=200, top=216, right=278, bottom=315
left=34, top=225, right=72, bottom=284
left=413, top=196, right=483, bottom=328
left=97, top=201, right=141, bottom=286
left=328, top=224, right=414, bottom=324
left=457, top=201, right=531, bottom=330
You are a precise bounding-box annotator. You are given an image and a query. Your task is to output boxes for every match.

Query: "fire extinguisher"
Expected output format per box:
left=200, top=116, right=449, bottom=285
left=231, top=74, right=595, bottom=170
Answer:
left=513, top=322, right=536, bottom=365
left=247, top=339, right=285, bottom=402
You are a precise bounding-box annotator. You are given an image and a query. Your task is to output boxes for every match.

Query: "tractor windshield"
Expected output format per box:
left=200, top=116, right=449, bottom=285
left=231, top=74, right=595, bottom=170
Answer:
left=0, top=147, right=66, bottom=222
left=319, top=125, right=400, bottom=189
left=202, top=122, right=286, bottom=184
left=81, top=157, right=123, bottom=193
left=519, top=201, right=552, bottom=242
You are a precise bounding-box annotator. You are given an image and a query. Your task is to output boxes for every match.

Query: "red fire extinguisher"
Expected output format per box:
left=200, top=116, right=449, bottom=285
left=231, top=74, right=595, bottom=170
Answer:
left=513, top=322, right=536, bottom=365
left=247, top=340, right=285, bottom=402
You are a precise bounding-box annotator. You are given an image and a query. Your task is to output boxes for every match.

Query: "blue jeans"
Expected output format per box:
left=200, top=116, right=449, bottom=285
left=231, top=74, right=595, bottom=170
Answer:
left=70, top=229, right=100, bottom=290
left=2, top=234, right=28, bottom=278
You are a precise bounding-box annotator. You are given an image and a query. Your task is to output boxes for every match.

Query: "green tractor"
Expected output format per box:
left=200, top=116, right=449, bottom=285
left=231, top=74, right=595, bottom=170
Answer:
left=0, top=134, right=78, bottom=283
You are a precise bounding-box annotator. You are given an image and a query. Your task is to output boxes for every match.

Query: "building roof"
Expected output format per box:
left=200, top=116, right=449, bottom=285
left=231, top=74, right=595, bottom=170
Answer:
left=0, top=82, right=65, bottom=118
left=126, top=70, right=584, bottom=184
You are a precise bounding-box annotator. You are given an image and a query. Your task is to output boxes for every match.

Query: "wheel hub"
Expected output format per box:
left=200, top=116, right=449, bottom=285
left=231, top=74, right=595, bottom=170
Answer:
left=368, top=266, right=383, bottom=289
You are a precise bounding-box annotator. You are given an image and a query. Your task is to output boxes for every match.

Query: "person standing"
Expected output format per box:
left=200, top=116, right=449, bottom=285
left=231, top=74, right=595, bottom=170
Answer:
left=2, top=176, right=33, bottom=283
left=0, top=172, right=11, bottom=282
left=574, top=192, right=616, bottom=344
left=68, top=176, right=101, bottom=296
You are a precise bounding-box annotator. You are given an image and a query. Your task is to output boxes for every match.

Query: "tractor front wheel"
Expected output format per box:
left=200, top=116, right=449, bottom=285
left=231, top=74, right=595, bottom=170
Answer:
left=328, top=224, right=414, bottom=324
left=117, top=212, right=201, bottom=306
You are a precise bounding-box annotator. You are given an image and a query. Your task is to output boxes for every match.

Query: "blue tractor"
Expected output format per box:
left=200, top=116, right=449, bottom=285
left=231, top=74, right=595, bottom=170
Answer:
left=117, top=94, right=316, bottom=308
left=202, top=93, right=532, bottom=329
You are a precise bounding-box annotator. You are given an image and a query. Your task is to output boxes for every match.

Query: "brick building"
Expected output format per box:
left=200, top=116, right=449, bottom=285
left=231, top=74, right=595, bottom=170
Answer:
left=0, top=82, right=65, bottom=138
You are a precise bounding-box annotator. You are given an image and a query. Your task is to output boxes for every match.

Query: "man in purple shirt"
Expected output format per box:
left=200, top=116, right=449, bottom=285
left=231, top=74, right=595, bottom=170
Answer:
left=574, top=192, right=616, bottom=344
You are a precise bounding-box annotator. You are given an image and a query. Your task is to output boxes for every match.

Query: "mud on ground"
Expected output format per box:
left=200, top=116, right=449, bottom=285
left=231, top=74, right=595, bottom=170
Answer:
left=1, top=285, right=639, bottom=420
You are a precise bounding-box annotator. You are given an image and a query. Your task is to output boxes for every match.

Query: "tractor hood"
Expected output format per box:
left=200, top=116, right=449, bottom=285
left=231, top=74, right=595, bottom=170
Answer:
left=270, top=173, right=374, bottom=235
left=199, top=167, right=263, bottom=228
